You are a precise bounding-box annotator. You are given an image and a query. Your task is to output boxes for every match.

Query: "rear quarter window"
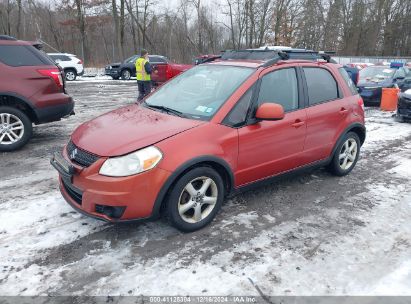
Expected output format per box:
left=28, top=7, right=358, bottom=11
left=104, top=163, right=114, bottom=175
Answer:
left=0, top=45, right=54, bottom=67
left=338, top=67, right=358, bottom=95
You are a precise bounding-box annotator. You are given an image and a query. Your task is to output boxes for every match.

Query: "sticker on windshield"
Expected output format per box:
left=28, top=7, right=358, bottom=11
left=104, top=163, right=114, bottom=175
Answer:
left=195, top=106, right=207, bottom=112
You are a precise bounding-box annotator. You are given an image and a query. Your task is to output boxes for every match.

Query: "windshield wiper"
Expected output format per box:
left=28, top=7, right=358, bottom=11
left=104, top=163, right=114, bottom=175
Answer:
left=144, top=103, right=185, bottom=117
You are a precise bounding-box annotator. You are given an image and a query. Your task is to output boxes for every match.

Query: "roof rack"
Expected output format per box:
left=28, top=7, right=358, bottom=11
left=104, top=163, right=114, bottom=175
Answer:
left=0, top=35, right=17, bottom=41
left=217, top=48, right=336, bottom=66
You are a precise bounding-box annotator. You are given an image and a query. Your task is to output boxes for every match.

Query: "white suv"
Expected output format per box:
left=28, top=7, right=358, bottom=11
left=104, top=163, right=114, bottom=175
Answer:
left=48, top=53, right=84, bottom=81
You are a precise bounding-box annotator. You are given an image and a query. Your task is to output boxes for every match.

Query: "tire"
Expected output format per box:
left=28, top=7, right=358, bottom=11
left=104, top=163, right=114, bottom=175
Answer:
left=328, top=132, right=361, bottom=176
left=0, top=106, right=33, bottom=152
left=121, top=69, right=131, bottom=80
left=165, top=167, right=225, bottom=232
left=64, top=69, right=77, bottom=81
left=395, top=113, right=405, bottom=123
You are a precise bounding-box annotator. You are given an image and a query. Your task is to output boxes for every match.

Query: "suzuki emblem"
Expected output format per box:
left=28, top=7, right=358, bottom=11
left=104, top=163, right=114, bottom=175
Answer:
left=70, top=148, right=78, bottom=160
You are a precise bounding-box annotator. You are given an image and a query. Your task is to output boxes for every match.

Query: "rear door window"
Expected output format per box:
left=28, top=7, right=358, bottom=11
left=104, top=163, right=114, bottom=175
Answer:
left=338, top=68, right=358, bottom=95
left=50, top=55, right=71, bottom=62
left=303, top=67, right=339, bottom=105
left=0, top=45, right=54, bottom=67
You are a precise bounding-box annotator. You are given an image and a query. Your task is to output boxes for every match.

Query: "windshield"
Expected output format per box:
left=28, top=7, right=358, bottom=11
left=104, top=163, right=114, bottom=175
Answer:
left=359, top=66, right=395, bottom=82
left=144, top=65, right=254, bottom=120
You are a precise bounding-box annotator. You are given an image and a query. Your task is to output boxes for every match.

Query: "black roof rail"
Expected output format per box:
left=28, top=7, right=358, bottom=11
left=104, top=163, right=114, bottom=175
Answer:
left=216, top=48, right=336, bottom=67
left=0, top=35, right=17, bottom=41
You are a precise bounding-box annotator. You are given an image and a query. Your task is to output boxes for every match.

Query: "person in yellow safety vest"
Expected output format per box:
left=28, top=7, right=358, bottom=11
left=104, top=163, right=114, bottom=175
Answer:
left=135, top=49, right=153, bottom=101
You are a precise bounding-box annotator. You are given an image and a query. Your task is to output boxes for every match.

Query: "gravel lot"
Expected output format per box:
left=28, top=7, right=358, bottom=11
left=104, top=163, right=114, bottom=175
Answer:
left=0, top=78, right=410, bottom=296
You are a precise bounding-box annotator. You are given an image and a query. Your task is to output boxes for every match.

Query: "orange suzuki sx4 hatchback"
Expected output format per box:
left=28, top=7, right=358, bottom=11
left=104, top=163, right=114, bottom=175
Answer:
left=51, top=49, right=365, bottom=232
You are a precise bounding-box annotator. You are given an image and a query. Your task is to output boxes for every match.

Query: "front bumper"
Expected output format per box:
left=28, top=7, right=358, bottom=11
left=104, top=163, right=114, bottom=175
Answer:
left=397, top=97, right=411, bottom=119
left=105, top=68, right=120, bottom=78
left=51, top=148, right=171, bottom=222
left=358, top=87, right=382, bottom=105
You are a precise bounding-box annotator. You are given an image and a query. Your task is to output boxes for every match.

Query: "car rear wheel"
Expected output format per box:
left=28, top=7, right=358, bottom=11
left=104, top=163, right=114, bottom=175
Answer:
left=0, top=106, right=32, bottom=152
left=65, top=69, right=77, bottom=81
left=328, top=132, right=360, bottom=176
left=166, top=167, right=224, bottom=232
left=121, top=69, right=131, bottom=80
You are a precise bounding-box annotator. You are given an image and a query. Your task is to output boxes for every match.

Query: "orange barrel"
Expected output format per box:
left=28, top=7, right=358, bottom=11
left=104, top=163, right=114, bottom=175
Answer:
left=380, top=88, right=400, bottom=111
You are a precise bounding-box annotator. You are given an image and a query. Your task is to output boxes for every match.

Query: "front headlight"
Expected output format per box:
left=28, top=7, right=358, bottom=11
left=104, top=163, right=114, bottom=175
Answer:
left=99, top=146, right=162, bottom=177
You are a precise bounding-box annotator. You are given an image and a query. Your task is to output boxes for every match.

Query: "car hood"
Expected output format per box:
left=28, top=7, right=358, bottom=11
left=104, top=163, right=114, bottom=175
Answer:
left=71, top=105, right=205, bottom=157
left=107, top=62, right=122, bottom=68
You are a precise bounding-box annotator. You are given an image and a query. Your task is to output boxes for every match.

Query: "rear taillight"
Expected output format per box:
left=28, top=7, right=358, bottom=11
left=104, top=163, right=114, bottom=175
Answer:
left=37, top=68, right=63, bottom=88
left=166, top=65, right=173, bottom=79
left=358, top=98, right=364, bottom=111
left=77, top=59, right=83, bottom=64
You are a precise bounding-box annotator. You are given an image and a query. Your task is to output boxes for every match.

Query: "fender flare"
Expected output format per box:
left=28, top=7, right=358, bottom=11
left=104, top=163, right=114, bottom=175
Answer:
left=0, top=92, right=38, bottom=120
left=151, top=155, right=235, bottom=218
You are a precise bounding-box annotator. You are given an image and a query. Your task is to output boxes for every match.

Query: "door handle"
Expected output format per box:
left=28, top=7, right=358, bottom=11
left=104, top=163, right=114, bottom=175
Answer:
left=339, top=107, right=349, bottom=115
left=291, top=120, right=305, bottom=128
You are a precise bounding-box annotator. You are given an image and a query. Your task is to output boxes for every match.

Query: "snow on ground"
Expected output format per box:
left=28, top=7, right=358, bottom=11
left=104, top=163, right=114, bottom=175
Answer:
left=0, top=82, right=410, bottom=296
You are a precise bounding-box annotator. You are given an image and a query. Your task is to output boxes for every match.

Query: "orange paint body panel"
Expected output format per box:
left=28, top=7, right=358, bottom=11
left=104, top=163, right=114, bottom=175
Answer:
left=60, top=148, right=171, bottom=220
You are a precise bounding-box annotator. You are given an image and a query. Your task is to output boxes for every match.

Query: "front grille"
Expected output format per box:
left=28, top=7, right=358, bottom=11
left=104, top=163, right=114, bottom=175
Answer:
left=66, top=140, right=99, bottom=167
left=62, top=178, right=83, bottom=205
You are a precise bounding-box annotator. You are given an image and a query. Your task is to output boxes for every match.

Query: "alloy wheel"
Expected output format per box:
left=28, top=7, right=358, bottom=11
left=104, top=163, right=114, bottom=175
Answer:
left=0, top=113, right=25, bottom=145
left=338, top=138, right=358, bottom=170
left=122, top=70, right=131, bottom=80
left=178, top=176, right=218, bottom=223
left=65, top=71, right=76, bottom=81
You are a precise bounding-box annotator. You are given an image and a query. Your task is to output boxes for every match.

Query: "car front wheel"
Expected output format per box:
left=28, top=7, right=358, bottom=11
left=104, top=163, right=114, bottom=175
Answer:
left=121, top=69, right=131, bottom=80
left=166, top=167, right=224, bottom=232
left=328, top=132, right=361, bottom=176
left=0, top=106, right=32, bottom=152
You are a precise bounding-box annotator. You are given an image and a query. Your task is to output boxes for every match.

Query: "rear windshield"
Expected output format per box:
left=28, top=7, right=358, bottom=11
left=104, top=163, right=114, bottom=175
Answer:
left=338, top=68, right=358, bottom=95
left=0, top=45, right=55, bottom=67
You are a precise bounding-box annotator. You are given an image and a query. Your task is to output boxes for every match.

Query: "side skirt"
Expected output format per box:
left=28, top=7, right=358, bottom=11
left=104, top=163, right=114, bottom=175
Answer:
left=230, top=157, right=331, bottom=197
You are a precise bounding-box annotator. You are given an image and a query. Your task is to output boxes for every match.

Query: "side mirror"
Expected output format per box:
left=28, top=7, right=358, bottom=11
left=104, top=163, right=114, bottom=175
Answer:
left=255, top=103, right=285, bottom=121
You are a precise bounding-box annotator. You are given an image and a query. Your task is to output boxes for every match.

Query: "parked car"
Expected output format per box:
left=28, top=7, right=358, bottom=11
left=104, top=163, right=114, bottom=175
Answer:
left=397, top=89, right=411, bottom=121
left=343, top=62, right=375, bottom=85
left=0, top=35, right=74, bottom=151
left=400, top=75, right=411, bottom=92
left=51, top=48, right=365, bottom=232
left=48, top=53, right=84, bottom=81
left=357, top=64, right=409, bottom=105
left=343, top=65, right=360, bottom=85
left=105, top=55, right=192, bottom=85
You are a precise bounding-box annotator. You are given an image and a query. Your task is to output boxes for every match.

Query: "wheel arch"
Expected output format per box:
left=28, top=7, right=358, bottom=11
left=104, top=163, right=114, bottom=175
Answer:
left=0, top=93, right=37, bottom=123
left=331, top=122, right=366, bottom=157
left=121, top=68, right=132, bottom=77
left=152, top=156, right=235, bottom=218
